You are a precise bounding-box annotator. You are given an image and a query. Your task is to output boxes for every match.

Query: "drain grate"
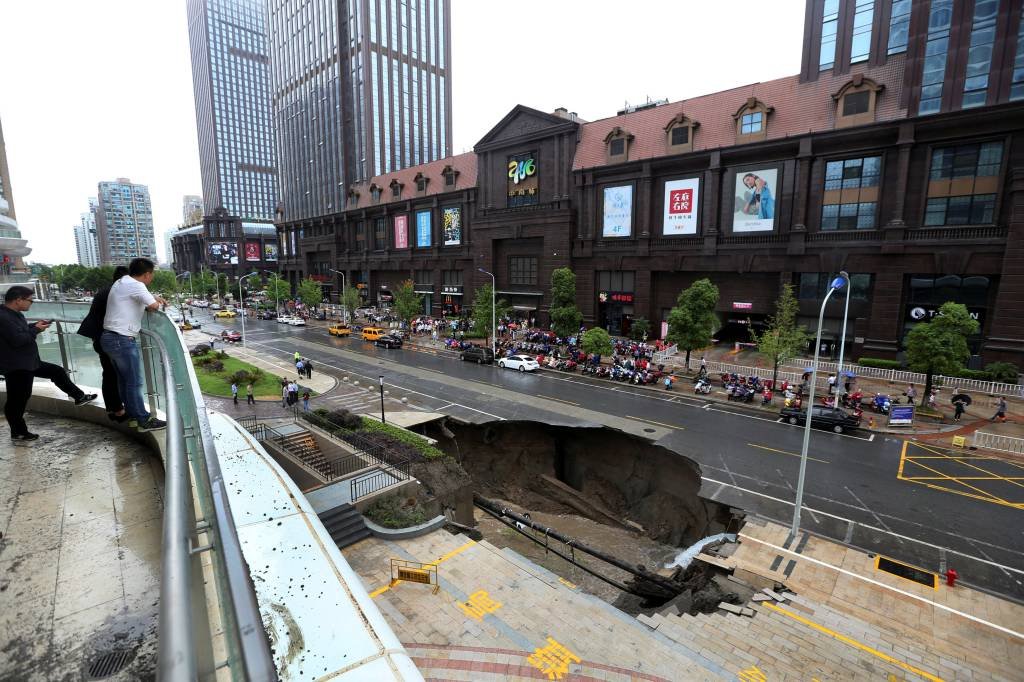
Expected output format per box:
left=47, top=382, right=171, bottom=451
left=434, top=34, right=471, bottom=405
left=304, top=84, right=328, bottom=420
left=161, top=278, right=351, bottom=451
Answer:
left=875, top=556, right=937, bottom=588
left=87, top=648, right=136, bottom=679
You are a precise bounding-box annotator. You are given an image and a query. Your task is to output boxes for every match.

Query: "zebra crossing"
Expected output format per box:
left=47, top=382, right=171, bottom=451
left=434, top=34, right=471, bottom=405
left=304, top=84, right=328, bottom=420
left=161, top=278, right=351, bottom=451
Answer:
left=321, top=390, right=382, bottom=413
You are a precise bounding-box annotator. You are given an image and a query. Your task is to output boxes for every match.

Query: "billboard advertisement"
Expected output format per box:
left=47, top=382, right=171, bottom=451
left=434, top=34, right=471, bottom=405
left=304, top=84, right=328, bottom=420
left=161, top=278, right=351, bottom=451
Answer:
left=264, top=243, right=278, bottom=261
left=208, top=242, right=238, bottom=265
left=394, top=215, right=409, bottom=249
left=443, top=207, right=462, bottom=246
left=507, top=152, right=539, bottom=208
left=244, top=241, right=260, bottom=262
left=663, top=178, right=700, bottom=235
left=416, top=211, right=431, bottom=247
left=602, top=185, right=633, bottom=237
left=732, top=168, right=777, bottom=232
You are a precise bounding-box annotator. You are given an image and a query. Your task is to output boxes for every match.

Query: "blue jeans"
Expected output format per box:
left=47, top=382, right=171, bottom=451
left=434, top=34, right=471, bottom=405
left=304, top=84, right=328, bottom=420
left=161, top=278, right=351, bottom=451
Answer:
left=100, top=331, right=150, bottom=422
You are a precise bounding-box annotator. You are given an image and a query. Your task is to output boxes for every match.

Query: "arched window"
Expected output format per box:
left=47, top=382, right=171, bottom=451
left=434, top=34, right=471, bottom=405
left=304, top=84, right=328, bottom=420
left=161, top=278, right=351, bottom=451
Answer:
left=664, top=113, right=699, bottom=155
left=733, top=97, right=772, bottom=143
left=390, top=179, right=403, bottom=198
left=369, top=184, right=382, bottom=203
left=604, top=126, right=634, bottom=163
left=832, top=75, right=884, bottom=129
left=414, top=173, right=429, bottom=194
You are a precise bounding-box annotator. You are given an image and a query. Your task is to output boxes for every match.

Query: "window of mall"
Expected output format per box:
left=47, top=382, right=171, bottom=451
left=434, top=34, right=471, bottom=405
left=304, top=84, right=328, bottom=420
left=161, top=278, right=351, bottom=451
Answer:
left=902, top=274, right=993, bottom=354
left=924, top=141, right=1002, bottom=226
left=597, top=271, right=635, bottom=336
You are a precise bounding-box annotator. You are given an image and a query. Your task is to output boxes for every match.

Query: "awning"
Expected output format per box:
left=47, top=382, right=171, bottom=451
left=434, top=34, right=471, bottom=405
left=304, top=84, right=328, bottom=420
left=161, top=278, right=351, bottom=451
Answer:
left=496, top=290, right=543, bottom=296
left=512, top=305, right=537, bottom=311
left=414, top=289, right=433, bottom=294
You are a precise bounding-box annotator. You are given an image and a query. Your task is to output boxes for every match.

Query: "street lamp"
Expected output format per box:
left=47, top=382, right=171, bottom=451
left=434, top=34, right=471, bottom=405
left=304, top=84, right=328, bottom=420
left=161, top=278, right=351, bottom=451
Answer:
left=328, top=268, right=348, bottom=324
left=833, top=272, right=853, bottom=409
left=175, top=271, right=190, bottom=318
left=379, top=376, right=386, bottom=424
left=791, top=271, right=849, bottom=538
left=239, top=272, right=258, bottom=348
left=478, top=268, right=496, bottom=358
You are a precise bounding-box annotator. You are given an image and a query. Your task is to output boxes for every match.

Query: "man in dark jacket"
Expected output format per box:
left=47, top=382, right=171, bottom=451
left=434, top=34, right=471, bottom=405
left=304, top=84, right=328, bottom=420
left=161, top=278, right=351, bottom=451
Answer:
left=78, top=266, right=129, bottom=421
left=0, top=286, right=97, bottom=442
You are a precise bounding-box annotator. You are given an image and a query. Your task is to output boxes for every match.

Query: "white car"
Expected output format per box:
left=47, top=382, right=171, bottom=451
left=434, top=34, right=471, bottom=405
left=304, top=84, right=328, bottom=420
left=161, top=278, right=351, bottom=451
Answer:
left=277, top=315, right=295, bottom=324
left=192, top=300, right=210, bottom=308
left=498, top=355, right=540, bottom=372
left=287, top=317, right=306, bottom=326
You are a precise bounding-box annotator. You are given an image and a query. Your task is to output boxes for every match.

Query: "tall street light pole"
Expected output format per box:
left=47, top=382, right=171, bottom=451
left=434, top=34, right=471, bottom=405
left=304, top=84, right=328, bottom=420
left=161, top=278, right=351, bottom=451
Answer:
left=833, top=273, right=853, bottom=409
left=329, top=268, right=348, bottom=323
left=478, top=268, right=496, bottom=358
left=378, top=376, right=386, bottom=424
left=791, top=272, right=848, bottom=539
left=239, top=272, right=258, bottom=348
left=175, top=271, right=190, bottom=320
left=262, top=270, right=279, bottom=315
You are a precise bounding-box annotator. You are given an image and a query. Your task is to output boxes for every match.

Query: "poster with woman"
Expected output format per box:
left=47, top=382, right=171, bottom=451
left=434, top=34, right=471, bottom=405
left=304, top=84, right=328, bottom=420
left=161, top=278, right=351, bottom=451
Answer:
left=732, top=168, right=778, bottom=232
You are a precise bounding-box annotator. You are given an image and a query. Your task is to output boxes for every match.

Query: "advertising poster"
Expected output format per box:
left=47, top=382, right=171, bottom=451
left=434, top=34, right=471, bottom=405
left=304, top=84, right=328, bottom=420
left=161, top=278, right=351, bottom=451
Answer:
left=663, top=178, right=700, bottom=235
left=244, top=242, right=260, bottom=262
left=732, top=168, right=778, bottom=232
left=264, top=243, right=278, bottom=261
left=416, top=210, right=432, bottom=247
left=208, top=242, right=238, bottom=265
left=394, top=215, right=409, bottom=249
left=888, top=404, right=915, bottom=426
left=602, top=185, right=633, bottom=237
left=443, top=207, right=462, bottom=246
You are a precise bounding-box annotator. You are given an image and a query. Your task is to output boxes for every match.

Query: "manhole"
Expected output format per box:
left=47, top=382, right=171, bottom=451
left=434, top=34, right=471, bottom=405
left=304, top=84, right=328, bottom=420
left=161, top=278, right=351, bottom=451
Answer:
left=87, top=648, right=136, bottom=679
left=643, top=428, right=656, bottom=433
left=875, top=555, right=936, bottom=588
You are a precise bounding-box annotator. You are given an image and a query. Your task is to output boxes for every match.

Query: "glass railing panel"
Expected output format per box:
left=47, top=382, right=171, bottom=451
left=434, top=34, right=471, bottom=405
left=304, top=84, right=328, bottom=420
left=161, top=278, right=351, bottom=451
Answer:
left=28, top=302, right=105, bottom=391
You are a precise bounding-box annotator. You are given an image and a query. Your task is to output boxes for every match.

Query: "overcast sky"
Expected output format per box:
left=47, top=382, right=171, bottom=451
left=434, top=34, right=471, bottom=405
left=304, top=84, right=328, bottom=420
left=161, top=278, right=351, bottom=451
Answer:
left=0, top=0, right=804, bottom=266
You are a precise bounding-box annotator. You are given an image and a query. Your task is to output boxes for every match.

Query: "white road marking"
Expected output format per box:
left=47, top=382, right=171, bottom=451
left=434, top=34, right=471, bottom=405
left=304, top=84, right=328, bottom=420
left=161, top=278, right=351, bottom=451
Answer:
left=844, top=485, right=903, bottom=545
left=779, top=468, right=818, bottom=524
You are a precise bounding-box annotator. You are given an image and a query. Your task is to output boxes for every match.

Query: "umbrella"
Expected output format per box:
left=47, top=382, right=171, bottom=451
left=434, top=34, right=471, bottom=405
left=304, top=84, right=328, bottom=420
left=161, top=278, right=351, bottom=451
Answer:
left=952, top=393, right=972, bottom=406
left=842, top=370, right=857, bottom=378
left=803, top=367, right=815, bottom=374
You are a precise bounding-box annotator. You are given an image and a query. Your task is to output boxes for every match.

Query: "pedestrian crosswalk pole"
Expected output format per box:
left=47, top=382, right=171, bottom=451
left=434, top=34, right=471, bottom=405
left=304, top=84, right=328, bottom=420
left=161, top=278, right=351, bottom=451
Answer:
left=379, top=375, right=386, bottom=424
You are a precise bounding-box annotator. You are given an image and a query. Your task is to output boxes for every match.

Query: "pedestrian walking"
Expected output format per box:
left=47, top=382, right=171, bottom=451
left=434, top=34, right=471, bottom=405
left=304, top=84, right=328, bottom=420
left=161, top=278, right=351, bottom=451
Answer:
left=294, top=351, right=301, bottom=363
left=0, top=286, right=98, bottom=443
left=246, top=382, right=255, bottom=405
left=953, top=396, right=967, bottom=422
left=288, top=380, right=298, bottom=406
left=991, top=397, right=1007, bottom=422
left=231, top=382, right=239, bottom=405
left=302, top=391, right=310, bottom=412
left=826, top=373, right=836, bottom=395
left=304, top=359, right=314, bottom=379
left=281, top=383, right=289, bottom=408
left=77, top=266, right=130, bottom=422
left=906, top=383, right=917, bottom=405
left=100, top=258, right=168, bottom=432
left=295, top=358, right=304, bottom=377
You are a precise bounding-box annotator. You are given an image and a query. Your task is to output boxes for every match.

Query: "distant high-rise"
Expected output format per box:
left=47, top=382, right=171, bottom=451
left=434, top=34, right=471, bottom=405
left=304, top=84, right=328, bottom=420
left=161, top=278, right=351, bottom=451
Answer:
left=74, top=198, right=101, bottom=267
left=268, top=0, right=452, bottom=222
left=0, top=116, right=32, bottom=283
left=187, top=0, right=276, bottom=222
left=95, top=179, right=156, bottom=265
left=182, top=194, right=203, bottom=225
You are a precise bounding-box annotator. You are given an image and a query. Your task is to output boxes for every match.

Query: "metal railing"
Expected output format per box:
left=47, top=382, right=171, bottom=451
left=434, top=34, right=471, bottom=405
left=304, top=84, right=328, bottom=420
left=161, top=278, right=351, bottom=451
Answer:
left=28, top=303, right=275, bottom=681
left=972, top=431, right=1024, bottom=455
left=780, top=358, right=1022, bottom=397
left=653, top=343, right=678, bottom=364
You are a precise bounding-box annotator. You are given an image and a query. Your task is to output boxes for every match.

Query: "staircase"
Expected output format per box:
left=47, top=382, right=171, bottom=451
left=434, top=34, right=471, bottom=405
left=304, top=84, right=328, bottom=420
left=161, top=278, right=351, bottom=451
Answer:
left=278, top=430, right=332, bottom=479
left=318, top=503, right=371, bottom=549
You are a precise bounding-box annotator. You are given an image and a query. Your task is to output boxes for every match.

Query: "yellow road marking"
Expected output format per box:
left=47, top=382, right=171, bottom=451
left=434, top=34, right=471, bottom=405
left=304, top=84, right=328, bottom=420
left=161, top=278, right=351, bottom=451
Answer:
left=909, top=476, right=1024, bottom=480
left=627, top=415, right=684, bottom=430
left=761, top=602, right=944, bottom=682
left=370, top=540, right=477, bottom=598
left=913, top=441, right=1024, bottom=491
left=902, top=453, right=1015, bottom=506
left=898, top=442, right=1024, bottom=510
left=537, top=395, right=580, bottom=406
left=748, top=443, right=829, bottom=464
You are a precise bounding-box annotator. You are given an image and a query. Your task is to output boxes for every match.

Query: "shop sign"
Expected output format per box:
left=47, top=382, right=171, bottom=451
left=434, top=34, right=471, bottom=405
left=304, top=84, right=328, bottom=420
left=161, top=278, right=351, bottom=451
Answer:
left=310, top=274, right=329, bottom=283
left=507, top=153, right=539, bottom=207
left=906, top=304, right=984, bottom=327
left=732, top=302, right=753, bottom=310
left=888, top=404, right=915, bottom=427
left=598, top=291, right=633, bottom=304
left=441, top=285, right=463, bottom=296
left=663, top=178, right=700, bottom=235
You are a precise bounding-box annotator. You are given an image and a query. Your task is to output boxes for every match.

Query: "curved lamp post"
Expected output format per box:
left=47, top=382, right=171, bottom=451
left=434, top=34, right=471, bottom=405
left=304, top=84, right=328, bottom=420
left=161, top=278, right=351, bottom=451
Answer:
left=329, top=268, right=348, bottom=323
left=262, top=270, right=279, bottom=316
left=791, top=271, right=849, bottom=538
left=477, top=268, right=496, bottom=358
left=239, top=272, right=258, bottom=348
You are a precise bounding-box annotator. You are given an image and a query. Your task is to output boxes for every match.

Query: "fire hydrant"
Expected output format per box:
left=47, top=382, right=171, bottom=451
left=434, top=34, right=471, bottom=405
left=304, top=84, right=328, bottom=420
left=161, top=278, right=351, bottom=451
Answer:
left=945, top=568, right=958, bottom=587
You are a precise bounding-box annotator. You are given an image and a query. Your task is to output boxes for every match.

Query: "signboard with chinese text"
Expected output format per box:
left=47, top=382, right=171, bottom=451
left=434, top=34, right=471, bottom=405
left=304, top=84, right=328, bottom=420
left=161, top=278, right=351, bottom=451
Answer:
left=663, top=178, right=700, bottom=235
left=602, top=185, right=633, bottom=237
left=598, top=291, right=634, bottom=304
left=416, top=210, right=432, bottom=247
left=507, top=153, right=538, bottom=208
left=888, top=404, right=915, bottom=426
left=394, top=215, right=409, bottom=249
left=732, top=302, right=753, bottom=310
left=443, top=207, right=462, bottom=246
left=244, top=242, right=260, bottom=262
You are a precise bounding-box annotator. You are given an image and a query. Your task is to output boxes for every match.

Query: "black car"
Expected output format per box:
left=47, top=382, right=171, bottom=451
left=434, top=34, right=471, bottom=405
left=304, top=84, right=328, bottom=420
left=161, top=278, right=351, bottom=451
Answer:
left=374, top=334, right=403, bottom=349
left=460, top=346, right=495, bottom=364
left=779, top=405, right=861, bottom=434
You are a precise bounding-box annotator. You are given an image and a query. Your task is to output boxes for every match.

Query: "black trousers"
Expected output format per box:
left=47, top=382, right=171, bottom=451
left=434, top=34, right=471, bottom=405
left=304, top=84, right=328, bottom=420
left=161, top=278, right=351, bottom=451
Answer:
left=4, top=362, right=85, bottom=436
left=93, top=339, right=124, bottom=414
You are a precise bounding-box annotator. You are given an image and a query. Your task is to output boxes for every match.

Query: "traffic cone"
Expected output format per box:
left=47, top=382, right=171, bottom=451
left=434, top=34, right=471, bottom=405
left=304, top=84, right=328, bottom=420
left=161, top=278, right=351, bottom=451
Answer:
left=868, top=416, right=875, bottom=429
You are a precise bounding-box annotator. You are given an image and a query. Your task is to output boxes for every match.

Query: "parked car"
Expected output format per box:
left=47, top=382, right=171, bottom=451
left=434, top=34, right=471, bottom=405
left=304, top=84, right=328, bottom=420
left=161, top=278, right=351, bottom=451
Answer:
left=220, top=330, right=242, bottom=343
left=460, top=346, right=495, bottom=364
left=287, top=317, right=306, bottom=326
left=210, top=303, right=223, bottom=310
left=779, top=405, right=861, bottom=434
left=257, top=311, right=277, bottom=320
left=192, top=300, right=210, bottom=308
left=498, top=355, right=540, bottom=372
left=213, top=309, right=238, bottom=319
left=277, top=315, right=295, bottom=324
left=328, top=324, right=352, bottom=337
left=177, top=319, right=201, bottom=331
left=374, top=334, right=403, bottom=349
left=361, top=326, right=386, bottom=341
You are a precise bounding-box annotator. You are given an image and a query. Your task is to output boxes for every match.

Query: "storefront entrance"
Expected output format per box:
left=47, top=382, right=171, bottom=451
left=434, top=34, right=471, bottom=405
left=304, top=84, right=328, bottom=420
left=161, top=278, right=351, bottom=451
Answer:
left=597, top=291, right=634, bottom=337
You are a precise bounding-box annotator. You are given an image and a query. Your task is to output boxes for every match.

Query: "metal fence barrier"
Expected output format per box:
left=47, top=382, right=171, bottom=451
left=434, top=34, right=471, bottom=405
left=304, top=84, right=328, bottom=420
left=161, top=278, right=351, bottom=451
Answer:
left=972, top=431, right=1024, bottom=455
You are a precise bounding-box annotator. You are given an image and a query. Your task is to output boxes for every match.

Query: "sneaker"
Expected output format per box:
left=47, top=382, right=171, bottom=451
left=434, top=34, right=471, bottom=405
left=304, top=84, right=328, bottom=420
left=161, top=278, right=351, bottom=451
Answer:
left=137, top=418, right=167, bottom=432
left=74, top=393, right=98, bottom=406
left=107, top=412, right=131, bottom=423
left=11, top=433, right=40, bottom=443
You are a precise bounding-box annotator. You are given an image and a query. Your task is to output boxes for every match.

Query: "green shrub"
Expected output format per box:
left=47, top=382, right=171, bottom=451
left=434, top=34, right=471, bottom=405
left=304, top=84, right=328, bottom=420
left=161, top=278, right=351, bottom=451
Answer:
left=325, top=408, right=363, bottom=431
left=358, top=417, right=446, bottom=460
left=857, top=358, right=902, bottom=370
left=227, top=368, right=264, bottom=385
left=945, top=368, right=993, bottom=381
left=202, top=360, right=224, bottom=373
left=364, top=494, right=427, bottom=529
left=215, top=350, right=229, bottom=360
left=190, top=344, right=210, bottom=357
left=984, top=362, right=1019, bottom=384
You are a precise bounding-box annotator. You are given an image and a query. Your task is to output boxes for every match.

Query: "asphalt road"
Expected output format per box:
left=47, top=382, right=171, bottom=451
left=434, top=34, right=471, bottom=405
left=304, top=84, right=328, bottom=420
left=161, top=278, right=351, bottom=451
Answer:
left=202, top=312, right=1024, bottom=602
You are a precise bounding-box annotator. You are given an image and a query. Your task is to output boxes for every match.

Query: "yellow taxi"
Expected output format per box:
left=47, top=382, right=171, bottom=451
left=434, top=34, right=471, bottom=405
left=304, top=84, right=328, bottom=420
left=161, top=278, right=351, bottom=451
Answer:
left=361, top=326, right=386, bottom=341
left=213, top=309, right=238, bottom=319
left=328, top=324, right=352, bottom=337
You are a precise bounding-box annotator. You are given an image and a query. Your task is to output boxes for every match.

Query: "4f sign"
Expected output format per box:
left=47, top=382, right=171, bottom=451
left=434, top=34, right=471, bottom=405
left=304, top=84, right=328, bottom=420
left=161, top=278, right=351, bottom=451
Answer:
left=508, top=158, right=536, bottom=184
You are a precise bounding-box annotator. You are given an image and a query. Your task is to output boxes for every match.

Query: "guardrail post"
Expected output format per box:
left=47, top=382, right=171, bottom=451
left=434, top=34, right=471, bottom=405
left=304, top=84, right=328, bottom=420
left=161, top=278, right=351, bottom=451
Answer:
left=140, top=336, right=159, bottom=417
left=54, top=321, right=74, bottom=377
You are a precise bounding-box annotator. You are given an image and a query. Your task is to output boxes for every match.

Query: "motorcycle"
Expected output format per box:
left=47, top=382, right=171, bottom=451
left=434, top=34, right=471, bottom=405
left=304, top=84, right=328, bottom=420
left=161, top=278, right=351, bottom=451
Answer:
left=871, top=393, right=892, bottom=415
left=841, top=391, right=864, bottom=409
left=694, top=377, right=712, bottom=395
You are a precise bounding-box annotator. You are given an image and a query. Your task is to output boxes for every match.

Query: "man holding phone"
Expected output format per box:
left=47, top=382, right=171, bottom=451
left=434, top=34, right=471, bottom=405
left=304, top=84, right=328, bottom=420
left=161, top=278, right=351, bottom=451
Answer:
left=0, top=286, right=97, bottom=443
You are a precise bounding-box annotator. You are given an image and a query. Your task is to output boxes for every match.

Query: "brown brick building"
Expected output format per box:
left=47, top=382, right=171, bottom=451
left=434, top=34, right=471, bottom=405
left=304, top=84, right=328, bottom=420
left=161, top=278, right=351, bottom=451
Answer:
left=278, top=0, right=1024, bottom=365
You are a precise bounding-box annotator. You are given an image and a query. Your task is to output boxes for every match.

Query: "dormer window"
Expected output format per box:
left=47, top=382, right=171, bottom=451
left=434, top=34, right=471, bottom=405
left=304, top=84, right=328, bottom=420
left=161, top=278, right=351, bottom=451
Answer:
left=441, top=164, right=459, bottom=187
left=733, top=98, right=772, bottom=143
left=370, top=184, right=382, bottom=203
left=664, top=113, right=699, bottom=155
left=414, top=173, right=428, bottom=194
left=604, top=126, right=634, bottom=163
left=347, top=190, right=359, bottom=208
left=390, top=180, right=403, bottom=198
left=832, top=76, right=883, bottom=129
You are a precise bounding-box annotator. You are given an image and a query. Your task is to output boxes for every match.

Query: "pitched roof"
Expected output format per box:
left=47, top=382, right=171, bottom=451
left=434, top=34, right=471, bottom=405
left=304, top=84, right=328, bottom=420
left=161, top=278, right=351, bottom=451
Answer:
left=347, top=152, right=478, bottom=209
left=572, top=55, right=908, bottom=170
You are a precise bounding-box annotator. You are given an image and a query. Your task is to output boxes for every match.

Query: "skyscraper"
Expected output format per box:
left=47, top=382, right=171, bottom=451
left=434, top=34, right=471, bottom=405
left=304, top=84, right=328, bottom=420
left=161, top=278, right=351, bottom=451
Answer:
left=95, top=179, right=156, bottom=265
left=182, top=194, right=203, bottom=225
left=0, top=116, right=32, bottom=285
left=73, top=198, right=101, bottom=267
left=187, top=0, right=276, bottom=222
left=268, top=0, right=452, bottom=222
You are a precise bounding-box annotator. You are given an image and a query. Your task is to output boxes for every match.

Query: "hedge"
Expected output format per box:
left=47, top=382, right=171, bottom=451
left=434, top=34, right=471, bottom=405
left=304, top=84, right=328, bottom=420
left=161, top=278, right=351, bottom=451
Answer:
left=856, top=358, right=902, bottom=370
left=358, top=417, right=446, bottom=460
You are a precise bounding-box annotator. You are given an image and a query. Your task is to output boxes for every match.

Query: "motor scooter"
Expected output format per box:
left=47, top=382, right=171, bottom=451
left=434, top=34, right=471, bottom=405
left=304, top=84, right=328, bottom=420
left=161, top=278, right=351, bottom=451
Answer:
left=694, top=377, right=712, bottom=395
left=871, top=393, right=892, bottom=415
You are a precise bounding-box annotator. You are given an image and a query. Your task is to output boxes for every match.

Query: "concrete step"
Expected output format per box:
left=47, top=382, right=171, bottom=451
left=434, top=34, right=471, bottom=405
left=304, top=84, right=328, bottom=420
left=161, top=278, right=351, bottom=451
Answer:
left=317, top=503, right=369, bottom=549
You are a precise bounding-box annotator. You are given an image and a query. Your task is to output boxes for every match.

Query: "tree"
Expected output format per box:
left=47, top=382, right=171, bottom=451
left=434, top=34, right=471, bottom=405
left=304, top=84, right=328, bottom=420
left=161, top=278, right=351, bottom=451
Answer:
left=150, top=270, right=178, bottom=297
left=194, top=271, right=217, bottom=298
left=296, top=277, right=323, bottom=309
left=667, top=278, right=720, bottom=369
left=339, top=286, right=361, bottom=322
left=629, top=317, right=650, bottom=342
left=471, top=283, right=510, bottom=345
left=392, top=279, right=423, bottom=327
left=265, top=274, right=290, bottom=312
left=750, top=283, right=808, bottom=389
left=581, top=328, right=613, bottom=357
left=549, top=267, right=583, bottom=338
left=905, top=302, right=979, bottom=398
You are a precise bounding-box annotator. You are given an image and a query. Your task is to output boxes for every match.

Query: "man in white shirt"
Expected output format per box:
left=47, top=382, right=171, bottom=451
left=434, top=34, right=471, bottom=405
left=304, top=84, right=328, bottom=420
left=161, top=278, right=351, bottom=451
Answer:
left=100, top=258, right=168, bottom=431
